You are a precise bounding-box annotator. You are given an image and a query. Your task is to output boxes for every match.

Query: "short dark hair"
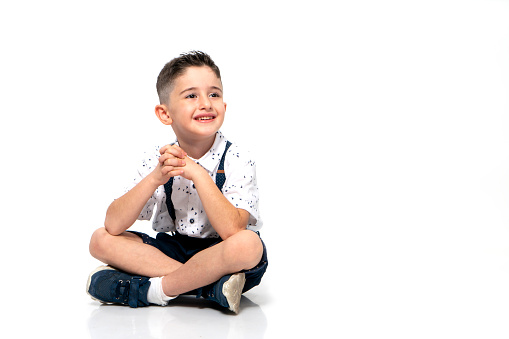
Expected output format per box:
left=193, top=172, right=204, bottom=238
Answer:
left=156, top=51, right=221, bottom=105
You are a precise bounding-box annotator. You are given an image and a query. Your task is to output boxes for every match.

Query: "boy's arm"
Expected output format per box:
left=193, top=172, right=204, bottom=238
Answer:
left=179, top=157, right=250, bottom=240
left=104, top=175, right=161, bottom=235
left=104, top=145, right=187, bottom=236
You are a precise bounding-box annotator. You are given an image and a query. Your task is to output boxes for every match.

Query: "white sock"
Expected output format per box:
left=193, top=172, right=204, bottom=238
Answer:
left=147, top=277, right=177, bottom=306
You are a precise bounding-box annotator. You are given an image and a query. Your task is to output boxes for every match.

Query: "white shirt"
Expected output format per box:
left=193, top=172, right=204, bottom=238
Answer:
left=123, top=131, right=262, bottom=238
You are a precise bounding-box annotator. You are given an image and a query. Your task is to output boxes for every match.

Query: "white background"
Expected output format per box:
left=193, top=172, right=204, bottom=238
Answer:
left=1, top=0, right=509, bottom=338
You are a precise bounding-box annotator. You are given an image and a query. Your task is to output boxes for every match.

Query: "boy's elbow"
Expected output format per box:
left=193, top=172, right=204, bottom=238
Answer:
left=104, top=205, right=133, bottom=236
left=104, top=217, right=126, bottom=236
left=221, top=225, right=247, bottom=240
left=221, top=210, right=250, bottom=240
left=103, top=222, right=120, bottom=236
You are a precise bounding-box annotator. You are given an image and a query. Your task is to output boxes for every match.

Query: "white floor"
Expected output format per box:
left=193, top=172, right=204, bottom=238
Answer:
left=85, top=294, right=269, bottom=339
left=7, top=236, right=509, bottom=339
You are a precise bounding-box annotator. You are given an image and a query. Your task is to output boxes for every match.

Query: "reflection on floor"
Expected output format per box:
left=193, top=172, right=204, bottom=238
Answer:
left=87, top=295, right=267, bottom=339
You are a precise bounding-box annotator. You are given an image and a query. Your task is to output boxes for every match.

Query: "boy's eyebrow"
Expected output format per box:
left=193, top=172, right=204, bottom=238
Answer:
left=179, top=86, right=223, bottom=95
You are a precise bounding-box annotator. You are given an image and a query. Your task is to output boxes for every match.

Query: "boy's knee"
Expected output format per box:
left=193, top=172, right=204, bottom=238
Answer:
left=89, top=227, right=110, bottom=259
left=225, top=230, right=263, bottom=271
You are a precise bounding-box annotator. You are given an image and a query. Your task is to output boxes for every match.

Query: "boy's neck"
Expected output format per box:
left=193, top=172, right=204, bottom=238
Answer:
left=177, top=134, right=217, bottom=159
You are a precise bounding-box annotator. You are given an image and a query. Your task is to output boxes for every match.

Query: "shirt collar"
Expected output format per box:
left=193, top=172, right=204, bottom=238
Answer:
left=176, top=131, right=228, bottom=174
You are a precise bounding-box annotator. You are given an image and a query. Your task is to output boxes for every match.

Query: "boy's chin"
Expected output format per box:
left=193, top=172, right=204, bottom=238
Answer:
left=182, top=126, right=222, bottom=140
left=193, top=120, right=223, bottom=134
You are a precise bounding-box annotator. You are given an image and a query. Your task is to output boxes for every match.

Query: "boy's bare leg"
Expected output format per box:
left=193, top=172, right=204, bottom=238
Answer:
left=89, top=227, right=183, bottom=277
left=89, top=227, right=263, bottom=297
left=161, top=230, right=263, bottom=297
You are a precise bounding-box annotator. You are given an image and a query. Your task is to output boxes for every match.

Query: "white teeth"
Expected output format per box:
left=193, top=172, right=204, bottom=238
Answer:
left=197, top=117, right=214, bottom=120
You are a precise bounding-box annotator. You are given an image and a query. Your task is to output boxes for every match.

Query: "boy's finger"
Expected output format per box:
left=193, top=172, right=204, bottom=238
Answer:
left=159, top=153, right=174, bottom=164
left=171, top=145, right=187, bottom=158
left=160, top=144, right=187, bottom=158
left=161, top=165, right=174, bottom=174
left=164, top=158, right=185, bottom=167
left=170, top=169, right=184, bottom=177
left=162, top=167, right=184, bottom=177
left=159, top=144, right=171, bottom=155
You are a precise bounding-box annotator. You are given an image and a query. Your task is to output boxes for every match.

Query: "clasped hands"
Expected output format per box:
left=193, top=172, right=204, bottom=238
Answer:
left=150, top=144, right=205, bottom=185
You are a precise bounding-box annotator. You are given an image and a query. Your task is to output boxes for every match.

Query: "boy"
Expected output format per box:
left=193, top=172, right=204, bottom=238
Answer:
left=86, top=51, right=268, bottom=314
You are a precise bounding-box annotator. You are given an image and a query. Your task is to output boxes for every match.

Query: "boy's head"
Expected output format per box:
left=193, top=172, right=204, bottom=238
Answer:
left=156, top=51, right=221, bottom=105
left=154, top=51, right=226, bottom=147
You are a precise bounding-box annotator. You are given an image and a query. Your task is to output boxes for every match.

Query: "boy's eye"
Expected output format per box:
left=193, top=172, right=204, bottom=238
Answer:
left=186, top=94, right=197, bottom=99
left=209, top=93, right=220, bottom=98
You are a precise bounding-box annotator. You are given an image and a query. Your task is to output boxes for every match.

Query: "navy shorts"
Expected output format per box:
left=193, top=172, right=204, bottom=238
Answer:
left=128, top=230, right=268, bottom=293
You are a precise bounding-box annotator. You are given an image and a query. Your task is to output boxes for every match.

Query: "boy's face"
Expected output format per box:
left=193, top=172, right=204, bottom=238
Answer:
left=164, top=66, right=226, bottom=142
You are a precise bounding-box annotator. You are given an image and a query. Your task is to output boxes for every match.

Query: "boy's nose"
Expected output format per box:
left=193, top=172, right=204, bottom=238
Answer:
left=199, top=96, right=212, bottom=110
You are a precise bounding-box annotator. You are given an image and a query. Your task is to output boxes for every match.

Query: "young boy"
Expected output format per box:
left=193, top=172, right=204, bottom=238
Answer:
left=86, top=51, right=268, bottom=314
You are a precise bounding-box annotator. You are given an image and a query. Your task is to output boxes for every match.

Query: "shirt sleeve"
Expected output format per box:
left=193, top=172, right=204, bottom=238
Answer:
left=222, top=146, right=262, bottom=230
left=122, top=148, right=163, bottom=221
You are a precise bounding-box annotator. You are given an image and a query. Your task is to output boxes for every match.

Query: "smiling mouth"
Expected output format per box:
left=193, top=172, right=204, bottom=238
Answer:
left=195, top=116, right=215, bottom=121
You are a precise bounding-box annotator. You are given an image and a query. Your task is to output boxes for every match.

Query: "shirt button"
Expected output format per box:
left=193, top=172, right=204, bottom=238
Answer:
left=190, top=218, right=195, bottom=224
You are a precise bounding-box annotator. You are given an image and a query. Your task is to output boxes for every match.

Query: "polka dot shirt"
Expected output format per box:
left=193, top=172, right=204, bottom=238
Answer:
left=123, top=131, right=262, bottom=238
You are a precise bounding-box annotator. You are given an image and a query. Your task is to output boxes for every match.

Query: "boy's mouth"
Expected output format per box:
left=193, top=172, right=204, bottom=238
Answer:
left=194, top=114, right=216, bottom=121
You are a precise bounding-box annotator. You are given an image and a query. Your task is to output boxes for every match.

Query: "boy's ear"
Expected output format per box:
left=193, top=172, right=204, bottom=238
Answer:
left=155, top=105, right=173, bottom=125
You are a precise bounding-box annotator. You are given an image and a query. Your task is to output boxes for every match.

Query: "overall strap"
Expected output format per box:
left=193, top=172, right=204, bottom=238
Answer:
left=164, top=141, right=232, bottom=222
left=215, top=141, right=232, bottom=192
left=163, top=177, right=176, bottom=222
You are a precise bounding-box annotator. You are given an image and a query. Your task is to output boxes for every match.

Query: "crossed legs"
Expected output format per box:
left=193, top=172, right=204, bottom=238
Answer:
left=89, top=228, right=263, bottom=297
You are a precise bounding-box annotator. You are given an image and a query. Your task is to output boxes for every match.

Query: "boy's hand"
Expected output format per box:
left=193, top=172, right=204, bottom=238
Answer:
left=179, top=155, right=207, bottom=182
left=149, top=144, right=207, bottom=186
left=149, top=144, right=188, bottom=185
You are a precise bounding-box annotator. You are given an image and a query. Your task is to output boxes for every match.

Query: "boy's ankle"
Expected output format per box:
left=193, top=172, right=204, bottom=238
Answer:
left=147, top=277, right=177, bottom=306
